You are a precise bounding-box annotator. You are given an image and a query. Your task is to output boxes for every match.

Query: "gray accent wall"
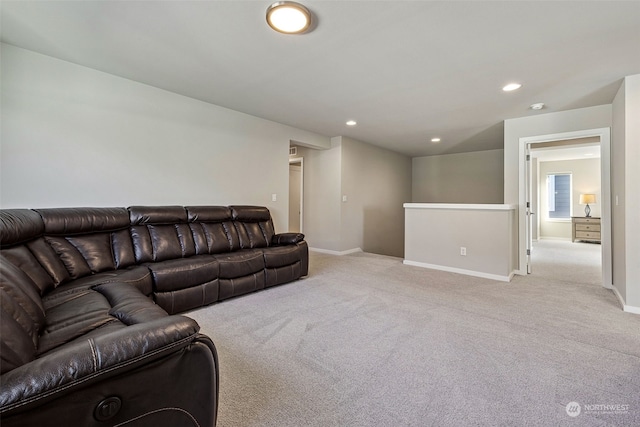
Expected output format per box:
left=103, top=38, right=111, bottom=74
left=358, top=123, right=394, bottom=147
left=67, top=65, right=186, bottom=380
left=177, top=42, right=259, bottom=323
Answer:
left=340, top=137, right=412, bottom=257
left=412, top=149, right=504, bottom=203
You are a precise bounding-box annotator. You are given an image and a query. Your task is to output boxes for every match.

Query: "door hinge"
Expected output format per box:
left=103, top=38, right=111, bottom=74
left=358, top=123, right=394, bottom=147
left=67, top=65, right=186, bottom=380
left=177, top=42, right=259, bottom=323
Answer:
left=526, top=154, right=531, bottom=161
left=527, top=249, right=531, bottom=256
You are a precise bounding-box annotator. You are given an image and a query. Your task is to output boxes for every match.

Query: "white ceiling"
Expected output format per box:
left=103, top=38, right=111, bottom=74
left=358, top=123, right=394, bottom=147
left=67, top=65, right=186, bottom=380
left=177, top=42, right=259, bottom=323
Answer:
left=2, top=1, right=639, bottom=157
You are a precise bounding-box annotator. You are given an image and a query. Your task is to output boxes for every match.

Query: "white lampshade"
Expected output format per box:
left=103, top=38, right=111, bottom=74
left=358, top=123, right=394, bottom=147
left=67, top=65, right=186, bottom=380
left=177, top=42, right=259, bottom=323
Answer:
left=579, top=194, right=596, bottom=205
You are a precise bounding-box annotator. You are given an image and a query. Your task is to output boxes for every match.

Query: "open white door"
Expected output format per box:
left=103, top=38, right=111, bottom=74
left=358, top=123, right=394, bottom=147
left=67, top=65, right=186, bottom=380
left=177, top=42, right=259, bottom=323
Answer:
left=525, top=144, right=534, bottom=274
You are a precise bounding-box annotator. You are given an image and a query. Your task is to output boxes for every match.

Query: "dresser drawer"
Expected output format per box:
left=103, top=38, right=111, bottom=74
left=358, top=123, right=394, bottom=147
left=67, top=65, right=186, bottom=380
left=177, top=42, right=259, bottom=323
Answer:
left=575, top=231, right=601, bottom=240
left=573, top=217, right=600, bottom=224
left=576, top=223, right=601, bottom=232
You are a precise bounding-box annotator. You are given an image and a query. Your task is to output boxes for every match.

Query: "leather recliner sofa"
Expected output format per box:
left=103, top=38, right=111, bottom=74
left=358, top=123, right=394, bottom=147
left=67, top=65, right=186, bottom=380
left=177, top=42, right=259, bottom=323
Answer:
left=0, top=205, right=308, bottom=426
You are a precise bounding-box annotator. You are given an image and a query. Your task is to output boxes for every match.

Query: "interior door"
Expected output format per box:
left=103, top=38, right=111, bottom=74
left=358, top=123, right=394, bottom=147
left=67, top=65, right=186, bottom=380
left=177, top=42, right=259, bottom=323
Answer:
left=525, top=144, right=533, bottom=274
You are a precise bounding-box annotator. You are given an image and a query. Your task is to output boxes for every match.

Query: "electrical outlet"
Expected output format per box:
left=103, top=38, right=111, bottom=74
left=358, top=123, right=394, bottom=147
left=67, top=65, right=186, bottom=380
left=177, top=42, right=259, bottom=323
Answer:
left=271, top=194, right=277, bottom=202
left=460, top=247, right=467, bottom=256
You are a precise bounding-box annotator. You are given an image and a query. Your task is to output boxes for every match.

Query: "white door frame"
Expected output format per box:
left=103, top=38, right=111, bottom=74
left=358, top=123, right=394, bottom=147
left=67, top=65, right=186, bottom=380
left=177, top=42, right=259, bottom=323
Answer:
left=525, top=143, right=533, bottom=273
left=289, top=157, right=304, bottom=233
left=518, top=127, right=612, bottom=289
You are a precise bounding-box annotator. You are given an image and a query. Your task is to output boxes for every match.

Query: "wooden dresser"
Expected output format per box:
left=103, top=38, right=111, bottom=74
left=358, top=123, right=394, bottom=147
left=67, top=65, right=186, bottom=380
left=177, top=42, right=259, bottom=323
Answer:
left=572, top=217, right=601, bottom=243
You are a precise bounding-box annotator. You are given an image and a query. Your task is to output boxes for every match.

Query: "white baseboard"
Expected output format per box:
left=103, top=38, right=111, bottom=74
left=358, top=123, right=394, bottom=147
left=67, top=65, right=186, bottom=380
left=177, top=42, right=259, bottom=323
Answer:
left=539, top=237, right=572, bottom=241
left=624, top=305, right=640, bottom=315
left=403, top=260, right=513, bottom=282
left=611, top=286, right=640, bottom=314
left=310, top=247, right=363, bottom=256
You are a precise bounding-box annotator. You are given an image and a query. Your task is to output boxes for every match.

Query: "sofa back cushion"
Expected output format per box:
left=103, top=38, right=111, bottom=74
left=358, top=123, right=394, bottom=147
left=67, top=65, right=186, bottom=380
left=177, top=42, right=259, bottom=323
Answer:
left=0, top=256, right=45, bottom=373
left=129, top=206, right=196, bottom=262
left=33, top=208, right=135, bottom=283
left=0, top=209, right=44, bottom=247
left=1, top=245, right=56, bottom=295
left=186, top=206, right=239, bottom=254
left=230, top=206, right=275, bottom=249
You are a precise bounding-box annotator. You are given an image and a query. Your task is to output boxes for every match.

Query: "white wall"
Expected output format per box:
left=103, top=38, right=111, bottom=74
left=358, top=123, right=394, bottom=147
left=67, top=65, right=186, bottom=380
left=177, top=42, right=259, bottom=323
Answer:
left=538, top=158, right=601, bottom=240
left=504, top=83, right=640, bottom=313
left=503, top=105, right=612, bottom=275
left=624, top=75, right=640, bottom=310
left=0, top=44, right=330, bottom=233
left=404, top=204, right=517, bottom=281
left=504, top=105, right=612, bottom=204
left=412, top=149, right=504, bottom=203
left=340, top=136, right=412, bottom=257
left=294, top=136, right=411, bottom=257
left=611, top=74, right=640, bottom=310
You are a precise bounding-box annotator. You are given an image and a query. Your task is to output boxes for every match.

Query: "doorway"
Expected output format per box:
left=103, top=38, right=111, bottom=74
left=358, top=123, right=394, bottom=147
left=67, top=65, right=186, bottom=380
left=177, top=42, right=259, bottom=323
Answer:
left=519, top=128, right=612, bottom=289
left=289, top=158, right=303, bottom=233
left=528, top=139, right=602, bottom=279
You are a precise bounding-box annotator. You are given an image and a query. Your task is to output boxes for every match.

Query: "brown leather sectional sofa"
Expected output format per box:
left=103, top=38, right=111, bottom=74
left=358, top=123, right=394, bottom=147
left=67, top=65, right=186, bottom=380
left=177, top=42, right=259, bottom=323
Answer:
left=0, top=205, right=308, bottom=426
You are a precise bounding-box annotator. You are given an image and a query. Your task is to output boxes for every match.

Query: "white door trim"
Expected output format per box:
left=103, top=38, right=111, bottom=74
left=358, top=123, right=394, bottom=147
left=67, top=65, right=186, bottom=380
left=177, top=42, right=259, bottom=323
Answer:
left=518, top=127, right=612, bottom=289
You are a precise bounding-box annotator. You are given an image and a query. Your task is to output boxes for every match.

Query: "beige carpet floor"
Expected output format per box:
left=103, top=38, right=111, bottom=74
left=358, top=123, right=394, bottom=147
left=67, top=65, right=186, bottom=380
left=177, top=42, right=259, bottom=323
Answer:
left=188, top=240, right=640, bottom=427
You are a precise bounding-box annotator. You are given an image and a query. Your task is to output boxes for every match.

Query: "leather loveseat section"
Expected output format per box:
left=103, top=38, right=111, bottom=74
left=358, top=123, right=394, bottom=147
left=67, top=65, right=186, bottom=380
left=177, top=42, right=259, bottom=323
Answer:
left=0, top=205, right=308, bottom=427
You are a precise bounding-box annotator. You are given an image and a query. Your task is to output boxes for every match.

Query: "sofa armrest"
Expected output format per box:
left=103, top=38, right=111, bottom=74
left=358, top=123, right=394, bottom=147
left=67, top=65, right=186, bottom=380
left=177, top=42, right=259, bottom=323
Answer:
left=272, top=233, right=305, bottom=246
left=0, top=315, right=199, bottom=412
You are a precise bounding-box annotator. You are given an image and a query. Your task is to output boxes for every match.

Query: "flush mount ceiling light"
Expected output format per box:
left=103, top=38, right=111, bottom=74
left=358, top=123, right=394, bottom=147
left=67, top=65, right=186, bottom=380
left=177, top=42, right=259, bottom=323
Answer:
left=266, top=1, right=311, bottom=34
left=502, top=83, right=522, bottom=92
left=431, top=138, right=441, bottom=143
left=346, top=120, right=357, bottom=126
left=530, top=102, right=545, bottom=110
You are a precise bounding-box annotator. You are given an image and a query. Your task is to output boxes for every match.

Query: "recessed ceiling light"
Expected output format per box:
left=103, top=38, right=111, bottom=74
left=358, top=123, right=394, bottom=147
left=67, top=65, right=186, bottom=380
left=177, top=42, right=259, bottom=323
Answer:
left=266, top=1, right=312, bottom=34
left=346, top=120, right=357, bottom=126
left=431, top=138, right=441, bottom=143
left=502, top=83, right=522, bottom=92
left=530, top=102, right=545, bottom=110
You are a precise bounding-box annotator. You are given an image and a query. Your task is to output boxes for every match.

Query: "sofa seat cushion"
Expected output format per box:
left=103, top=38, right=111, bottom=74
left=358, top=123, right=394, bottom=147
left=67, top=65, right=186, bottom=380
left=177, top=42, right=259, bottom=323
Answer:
left=155, top=282, right=219, bottom=315
left=215, top=250, right=266, bottom=300
left=147, top=256, right=218, bottom=292
left=218, top=274, right=265, bottom=301
left=45, top=265, right=153, bottom=296
left=39, top=289, right=115, bottom=355
left=147, top=256, right=220, bottom=314
left=215, top=250, right=264, bottom=279
left=38, top=282, right=166, bottom=355
left=262, top=245, right=303, bottom=268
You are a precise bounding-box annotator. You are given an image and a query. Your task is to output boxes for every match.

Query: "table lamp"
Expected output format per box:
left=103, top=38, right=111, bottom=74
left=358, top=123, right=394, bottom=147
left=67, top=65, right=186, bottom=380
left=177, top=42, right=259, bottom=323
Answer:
left=579, top=194, right=596, bottom=217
